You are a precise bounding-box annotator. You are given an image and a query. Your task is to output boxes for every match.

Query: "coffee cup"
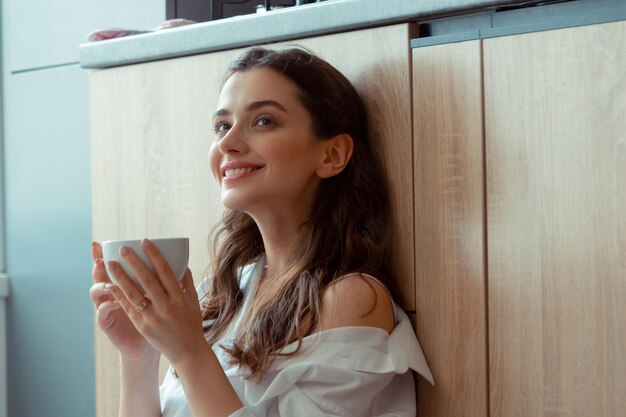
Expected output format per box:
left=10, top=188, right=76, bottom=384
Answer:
left=102, top=237, right=189, bottom=290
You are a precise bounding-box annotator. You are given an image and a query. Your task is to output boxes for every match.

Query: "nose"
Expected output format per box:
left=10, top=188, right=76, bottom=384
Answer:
left=217, top=123, right=248, bottom=155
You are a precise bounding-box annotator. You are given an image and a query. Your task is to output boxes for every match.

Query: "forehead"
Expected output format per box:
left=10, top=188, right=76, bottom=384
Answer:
left=217, top=68, right=301, bottom=109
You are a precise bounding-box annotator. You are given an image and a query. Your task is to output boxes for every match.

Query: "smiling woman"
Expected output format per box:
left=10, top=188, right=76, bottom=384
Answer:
left=89, top=46, right=432, bottom=417
left=210, top=66, right=332, bottom=218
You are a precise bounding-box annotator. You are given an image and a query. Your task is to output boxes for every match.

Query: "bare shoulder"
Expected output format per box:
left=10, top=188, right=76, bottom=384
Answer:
left=315, top=274, right=395, bottom=334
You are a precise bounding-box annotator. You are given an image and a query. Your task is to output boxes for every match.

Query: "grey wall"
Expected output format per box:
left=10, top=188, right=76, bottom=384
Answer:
left=1, top=1, right=164, bottom=416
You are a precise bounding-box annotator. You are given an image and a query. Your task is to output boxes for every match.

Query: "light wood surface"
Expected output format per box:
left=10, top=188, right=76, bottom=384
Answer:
left=90, top=24, right=415, bottom=417
left=484, top=21, right=626, bottom=417
left=412, top=40, right=488, bottom=417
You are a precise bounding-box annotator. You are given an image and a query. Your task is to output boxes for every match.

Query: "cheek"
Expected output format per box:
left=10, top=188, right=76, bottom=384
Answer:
left=208, top=143, right=222, bottom=183
left=267, top=140, right=316, bottom=168
left=284, top=143, right=322, bottom=175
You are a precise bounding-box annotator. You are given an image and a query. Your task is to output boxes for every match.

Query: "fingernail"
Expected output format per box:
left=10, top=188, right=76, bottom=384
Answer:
left=141, top=238, right=152, bottom=248
left=107, top=261, right=117, bottom=272
left=104, top=283, right=116, bottom=294
left=120, top=245, right=129, bottom=256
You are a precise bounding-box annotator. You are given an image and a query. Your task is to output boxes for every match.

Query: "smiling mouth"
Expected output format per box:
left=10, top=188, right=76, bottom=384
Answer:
left=223, top=167, right=261, bottom=179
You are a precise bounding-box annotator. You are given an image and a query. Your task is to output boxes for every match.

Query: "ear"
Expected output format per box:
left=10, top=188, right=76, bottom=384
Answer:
left=316, top=133, right=354, bottom=179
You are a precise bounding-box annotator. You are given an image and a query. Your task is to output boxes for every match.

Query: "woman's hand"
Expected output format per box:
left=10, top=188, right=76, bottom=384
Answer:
left=89, top=242, right=158, bottom=364
left=104, top=238, right=206, bottom=367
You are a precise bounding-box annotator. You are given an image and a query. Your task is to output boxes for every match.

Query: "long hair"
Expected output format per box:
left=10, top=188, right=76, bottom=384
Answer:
left=201, top=46, right=395, bottom=380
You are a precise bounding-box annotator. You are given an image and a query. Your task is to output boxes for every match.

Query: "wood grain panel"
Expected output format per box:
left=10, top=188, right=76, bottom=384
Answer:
left=91, top=24, right=415, bottom=416
left=412, top=41, right=488, bottom=417
left=484, top=21, right=626, bottom=417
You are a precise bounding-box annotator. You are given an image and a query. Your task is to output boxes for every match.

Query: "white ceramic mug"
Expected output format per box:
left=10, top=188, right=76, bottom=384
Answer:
left=102, top=237, right=189, bottom=290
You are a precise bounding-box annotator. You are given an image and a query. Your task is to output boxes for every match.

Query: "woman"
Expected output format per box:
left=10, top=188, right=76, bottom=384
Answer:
left=90, top=46, right=433, bottom=417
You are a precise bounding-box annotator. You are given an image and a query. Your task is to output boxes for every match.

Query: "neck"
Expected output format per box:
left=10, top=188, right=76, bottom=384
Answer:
left=258, top=225, right=303, bottom=277
left=249, top=213, right=308, bottom=277
left=245, top=192, right=316, bottom=276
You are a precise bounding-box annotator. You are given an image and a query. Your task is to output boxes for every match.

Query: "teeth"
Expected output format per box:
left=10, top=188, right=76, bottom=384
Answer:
left=224, top=167, right=257, bottom=177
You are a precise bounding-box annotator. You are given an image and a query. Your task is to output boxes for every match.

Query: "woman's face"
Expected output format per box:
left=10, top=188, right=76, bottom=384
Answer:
left=209, top=68, right=325, bottom=218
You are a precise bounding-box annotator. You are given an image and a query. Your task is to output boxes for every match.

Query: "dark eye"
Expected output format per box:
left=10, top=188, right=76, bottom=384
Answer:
left=214, top=121, right=231, bottom=134
left=255, top=117, right=274, bottom=127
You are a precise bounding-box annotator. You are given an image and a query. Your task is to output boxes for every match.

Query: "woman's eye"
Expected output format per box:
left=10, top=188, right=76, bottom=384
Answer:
left=255, top=117, right=274, bottom=127
left=214, top=121, right=231, bottom=134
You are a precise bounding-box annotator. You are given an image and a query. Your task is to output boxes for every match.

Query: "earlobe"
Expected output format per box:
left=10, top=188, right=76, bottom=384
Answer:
left=317, top=134, right=354, bottom=179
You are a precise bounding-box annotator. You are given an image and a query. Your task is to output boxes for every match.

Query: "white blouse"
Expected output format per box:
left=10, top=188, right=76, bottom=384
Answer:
left=160, top=260, right=434, bottom=417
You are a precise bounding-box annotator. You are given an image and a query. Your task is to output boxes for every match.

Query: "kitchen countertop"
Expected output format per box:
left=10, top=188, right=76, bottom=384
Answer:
left=79, top=0, right=522, bottom=69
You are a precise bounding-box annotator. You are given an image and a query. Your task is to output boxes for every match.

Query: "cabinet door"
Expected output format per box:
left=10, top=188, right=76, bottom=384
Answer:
left=90, top=23, right=415, bottom=417
left=412, top=41, right=488, bottom=417
left=484, top=21, right=626, bottom=417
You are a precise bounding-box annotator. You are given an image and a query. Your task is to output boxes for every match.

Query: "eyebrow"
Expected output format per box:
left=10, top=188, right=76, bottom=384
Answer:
left=213, top=100, right=288, bottom=118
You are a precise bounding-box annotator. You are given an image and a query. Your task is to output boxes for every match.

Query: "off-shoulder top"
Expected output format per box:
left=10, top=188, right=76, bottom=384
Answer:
left=160, top=258, right=434, bottom=417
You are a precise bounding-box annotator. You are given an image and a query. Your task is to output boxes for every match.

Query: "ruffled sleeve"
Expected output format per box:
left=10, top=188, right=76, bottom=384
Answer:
left=224, top=306, right=434, bottom=417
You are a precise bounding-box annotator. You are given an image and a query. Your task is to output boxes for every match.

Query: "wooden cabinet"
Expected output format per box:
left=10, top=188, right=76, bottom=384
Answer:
left=412, top=40, right=488, bottom=417
left=485, top=21, right=626, bottom=417
left=413, top=19, right=626, bottom=417
left=90, top=23, right=416, bottom=417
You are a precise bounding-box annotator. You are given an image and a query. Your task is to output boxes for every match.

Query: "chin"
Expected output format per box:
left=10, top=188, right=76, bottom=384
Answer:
left=221, top=198, right=243, bottom=211
left=221, top=192, right=254, bottom=212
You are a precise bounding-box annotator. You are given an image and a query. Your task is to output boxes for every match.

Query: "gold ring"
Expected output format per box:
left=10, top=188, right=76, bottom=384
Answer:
left=135, top=296, right=151, bottom=312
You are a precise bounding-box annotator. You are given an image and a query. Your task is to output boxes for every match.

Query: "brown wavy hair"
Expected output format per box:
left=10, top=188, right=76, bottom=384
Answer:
left=201, top=46, right=395, bottom=380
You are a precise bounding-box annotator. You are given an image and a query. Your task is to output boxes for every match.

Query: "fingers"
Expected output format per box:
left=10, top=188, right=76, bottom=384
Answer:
left=105, top=280, right=149, bottom=333
left=180, top=269, right=198, bottom=304
left=107, top=260, right=150, bottom=316
left=103, top=240, right=197, bottom=335
left=140, top=239, right=181, bottom=295
left=91, top=241, right=103, bottom=262
left=89, top=282, right=115, bottom=310
left=96, top=299, right=122, bottom=329
left=90, top=281, right=113, bottom=305
left=92, top=258, right=112, bottom=284
left=91, top=242, right=111, bottom=287
left=118, top=245, right=167, bottom=305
